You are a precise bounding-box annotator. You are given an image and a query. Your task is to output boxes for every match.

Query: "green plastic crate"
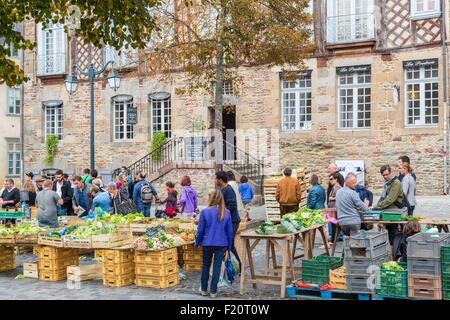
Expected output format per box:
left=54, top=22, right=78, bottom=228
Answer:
left=377, top=267, right=408, bottom=298
left=442, top=261, right=450, bottom=274
left=381, top=213, right=402, bottom=221
left=442, top=274, right=450, bottom=287
left=443, top=288, right=450, bottom=300
left=301, top=256, right=344, bottom=285
left=0, top=210, right=24, bottom=218
left=442, top=246, right=450, bottom=261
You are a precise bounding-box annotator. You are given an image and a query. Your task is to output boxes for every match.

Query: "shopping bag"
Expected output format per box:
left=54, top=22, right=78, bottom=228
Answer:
left=224, top=250, right=235, bottom=285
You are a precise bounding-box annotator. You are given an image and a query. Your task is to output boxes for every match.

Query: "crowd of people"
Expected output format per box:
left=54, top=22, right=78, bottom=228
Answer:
left=275, top=156, right=419, bottom=261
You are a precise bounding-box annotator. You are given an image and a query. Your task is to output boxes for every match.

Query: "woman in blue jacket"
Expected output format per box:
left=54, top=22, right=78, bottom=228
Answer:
left=307, top=174, right=326, bottom=210
left=195, top=190, right=233, bottom=298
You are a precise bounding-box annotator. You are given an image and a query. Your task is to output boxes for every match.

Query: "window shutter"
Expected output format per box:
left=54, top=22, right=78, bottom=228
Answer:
left=326, top=0, right=336, bottom=43
left=37, top=23, right=44, bottom=74
left=55, top=26, right=66, bottom=74
left=105, top=45, right=116, bottom=64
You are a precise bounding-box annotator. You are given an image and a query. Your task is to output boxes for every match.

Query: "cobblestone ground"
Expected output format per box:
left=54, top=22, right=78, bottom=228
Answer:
left=1, top=196, right=448, bottom=300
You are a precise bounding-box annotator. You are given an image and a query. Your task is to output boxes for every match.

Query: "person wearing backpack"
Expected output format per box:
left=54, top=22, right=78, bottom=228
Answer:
left=133, top=172, right=159, bottom=217
left=399, top=162, right=416, bottom=216
left=372, top=165, right=407, bottom=244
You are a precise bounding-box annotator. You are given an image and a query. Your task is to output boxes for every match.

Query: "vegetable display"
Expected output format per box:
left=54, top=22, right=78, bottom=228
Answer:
left=401, top=216, right=421, bottom=221
left=134, top=230, right=184, bottom=251
left=381, top=261, right=406, bottom=271
left=282, top=208, right=326, bottom=228
left=14, top=221, right=46, bottom=235
left=0, top=225, right=15, bottom=236
left=277, top=220, right=301, bottom=234
left=64, top=220, right=118, bottom=239
left=180, top=228, right=196, bottom=242
left=98, top=213, right=146, bottom=224
left=255, top=221, right=276, bottom=235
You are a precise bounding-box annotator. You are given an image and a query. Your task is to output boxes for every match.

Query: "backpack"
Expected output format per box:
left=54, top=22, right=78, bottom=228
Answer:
left=392, top=177, right=411, bottom=211
left=140, top=183, right=154, bottom=204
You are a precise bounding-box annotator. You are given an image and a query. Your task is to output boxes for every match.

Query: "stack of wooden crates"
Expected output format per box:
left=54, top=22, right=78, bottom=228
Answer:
left=264, top=168, right=310, bottom=222
left=0, top=246, right=16, bottom=272
left=37, top=246, right=79, bottom=281
left=134, top=248, right=179, bottom=288
left=102, top=249, right=135, bottom=287
left=182, top=244, right=202, bottom=271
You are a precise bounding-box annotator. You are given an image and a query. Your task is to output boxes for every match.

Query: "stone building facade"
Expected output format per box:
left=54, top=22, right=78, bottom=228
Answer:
left=22, top=0, right=450, bottom=197
left=0, top=23, right=23, bottom=186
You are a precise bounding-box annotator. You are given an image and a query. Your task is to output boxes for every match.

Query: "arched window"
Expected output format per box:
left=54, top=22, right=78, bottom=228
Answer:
left=112, top=95, right=134, bottom=141
left=149, top=92, right=171, bottom=138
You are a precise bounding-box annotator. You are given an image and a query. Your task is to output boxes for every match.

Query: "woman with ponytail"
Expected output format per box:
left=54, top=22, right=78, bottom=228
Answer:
left=195, top=190, right=233, bottom=298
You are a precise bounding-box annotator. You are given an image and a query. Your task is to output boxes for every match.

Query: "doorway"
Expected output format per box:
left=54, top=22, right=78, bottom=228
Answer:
left=222, top=105, right=236, bottom=161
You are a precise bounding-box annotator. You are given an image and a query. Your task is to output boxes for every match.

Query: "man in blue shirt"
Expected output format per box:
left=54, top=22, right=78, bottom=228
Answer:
left=215, top=170, right=241, bottom=275
left=73, top=176, right=93, bottom=216
left=133, top=172, right=159, bottom=217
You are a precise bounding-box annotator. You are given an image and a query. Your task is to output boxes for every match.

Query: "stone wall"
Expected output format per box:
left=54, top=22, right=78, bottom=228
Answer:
left=148, top=165, right=217, bottom=206
left=22, top=19, right=446, bottom=196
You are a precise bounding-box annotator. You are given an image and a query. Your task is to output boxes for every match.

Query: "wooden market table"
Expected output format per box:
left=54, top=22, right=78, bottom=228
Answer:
left=419, top=217, right=450, bottom=233
left=239, top=224, right=329, bottom=298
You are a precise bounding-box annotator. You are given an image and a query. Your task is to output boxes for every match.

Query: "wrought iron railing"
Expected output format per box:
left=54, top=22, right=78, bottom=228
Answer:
left=327, top=12, right=375, bottom=44
left=37, top=53, right=67, bottom=76
left=112, top=136, right=264, bottom=194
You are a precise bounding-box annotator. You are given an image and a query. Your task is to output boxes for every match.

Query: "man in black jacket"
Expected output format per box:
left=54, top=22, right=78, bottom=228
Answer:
left=326, top=163, right=344, bottom=200
left=52, top=170, right=74, bottom=215
left=0, top=179, right=20, bottom=208
left=215, top=170, right=241, bottom=275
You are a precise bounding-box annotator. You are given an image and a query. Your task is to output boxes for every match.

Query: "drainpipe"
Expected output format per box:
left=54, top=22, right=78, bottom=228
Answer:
left=20, top=24, right=25, bottom=183
left=442, top=0, right=449, bottom=194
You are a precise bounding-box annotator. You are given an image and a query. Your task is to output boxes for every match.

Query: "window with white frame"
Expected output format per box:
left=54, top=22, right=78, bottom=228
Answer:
left=281, top=72, right=312, bottom=131
left=113, top=95, right=135, bottom=141
left=337, top=65, right=371, bottom=129
left=6, top=139, right=21, bottom=177
left=104, top=45, right=137, bottom=69
left=410, top=0, right=441, bottom=20
left=37, top=23, right=66, bottom=75
left=7, top=86, right=21, bottom=115
left=150, top=93, right=172, bottom=138
left=9, top=43, right=19, bottom=58
left=43, top=101, right=63, bottom=139
left=404, top=59, right=439, bottom=126
left=327, top=0, right=375, bottom=44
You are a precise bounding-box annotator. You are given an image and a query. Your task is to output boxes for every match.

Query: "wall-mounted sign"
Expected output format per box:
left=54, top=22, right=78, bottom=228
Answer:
left=403, top=58, right=438, bottom=69
left=127, top=107, right=138, bottom=125
left=279, top=70, right=312, bottom=80
left=185, top=137, right=206, bottom=161
left=149, top=92, right=171, bottom=101
left=336, top=65, right=371, bottom=74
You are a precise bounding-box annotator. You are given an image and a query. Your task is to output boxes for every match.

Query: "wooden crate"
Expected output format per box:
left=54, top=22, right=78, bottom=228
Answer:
left=0, top=246, right=15, bottom=254
left=38, top=246, right=79, bottom=260
left=183, top=252, right=202, bottom=262
left=33, top=246, right=41, bottom=256
left=67, top=263, right=103, bottom=282
left=63, top=237, right=92, bottom=249
left=103, top=261, right=135, bottom=277
left=38, top=233, right=64, bottom=247
left=135, top=261, right=179, bottom=277
left=91, top=233, right=132, bottom=249
left=15, top=246, right=33, bottom=255
left=184, top=261, right=202, bottom=272
left=0, top=251, right=16, bottom=272
left=135, top=273, right=179, bottom=289
left=102, top=250, right=134, bottom=264
left=130, top=223, right=154, bottom=234
left=116, top=224, right=131, bottom=234
left=329, top=266, right=347, bottom=291
left=94, top=249, right=105, bottom=261
left=103, top=274, right=134, bottom=287
left=39, top=269, right=67, bottom=281
left=0, top=235, right=16, bottom=245
left=134, top=248, right=177, bottom=265
left=39, top=256, right=79, bottom=271
left=15, top=234, right=39, bottom=245
left=23, top=262, right=39, bottom=279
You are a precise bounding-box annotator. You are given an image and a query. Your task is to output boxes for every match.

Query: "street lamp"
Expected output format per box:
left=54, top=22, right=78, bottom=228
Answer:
left=65, top=61, right=121, bottom=170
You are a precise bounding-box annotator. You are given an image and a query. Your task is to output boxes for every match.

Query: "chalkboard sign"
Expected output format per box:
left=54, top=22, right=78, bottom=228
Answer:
left=185, top=137, right=206, bottom=161
left=127, top=107, right=138, bottom=125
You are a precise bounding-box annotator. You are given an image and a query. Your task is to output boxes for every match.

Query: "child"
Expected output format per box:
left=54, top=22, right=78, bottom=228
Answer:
left=160, top=181, right=178, bottom=217
left=392, top=220, right=422, bottom=262
left=239, top=176, right=254, bottom=221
